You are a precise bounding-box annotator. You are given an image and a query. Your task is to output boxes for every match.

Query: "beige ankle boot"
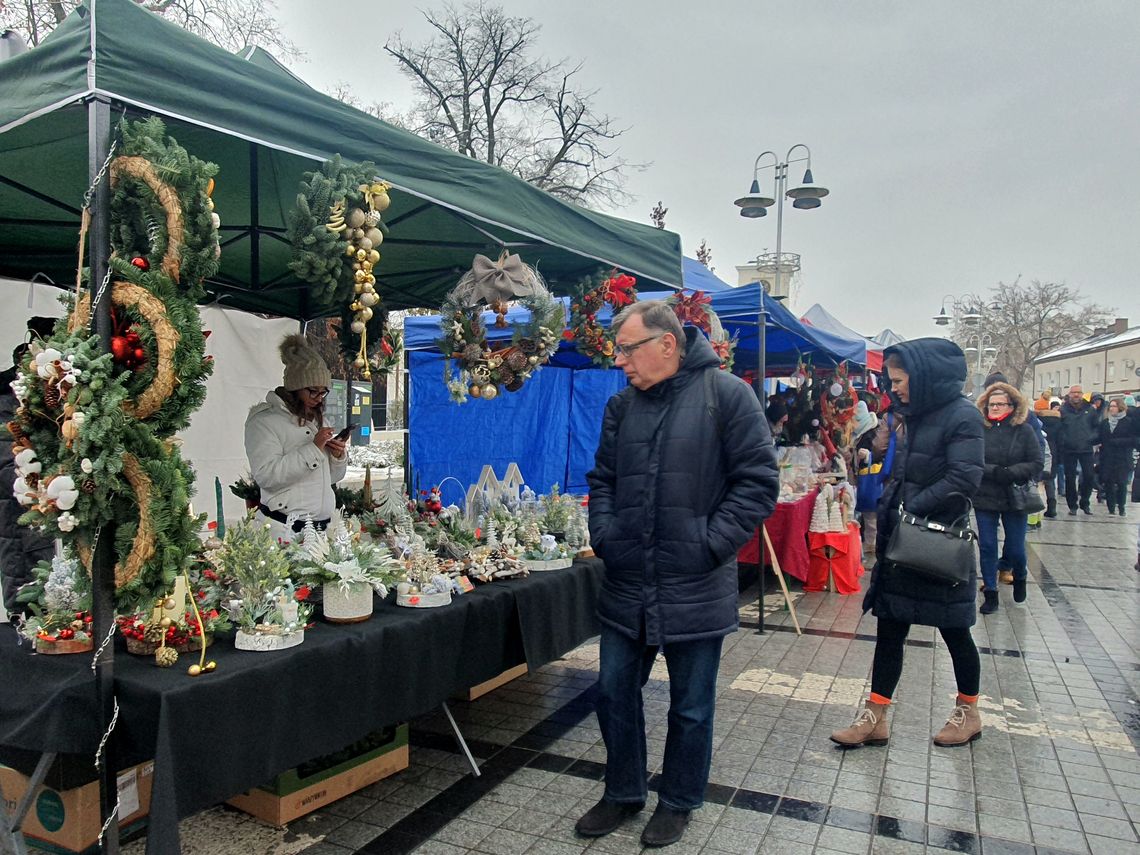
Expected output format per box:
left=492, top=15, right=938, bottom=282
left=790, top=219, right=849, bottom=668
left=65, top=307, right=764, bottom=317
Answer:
left=933, top=700, right=982, bottom=747
left=830, top=701, right=889, bottom=747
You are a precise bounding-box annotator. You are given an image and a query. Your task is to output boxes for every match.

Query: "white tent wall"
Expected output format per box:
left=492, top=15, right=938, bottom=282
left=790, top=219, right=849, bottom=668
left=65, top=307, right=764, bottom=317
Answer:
left=1, top=280, right=295, bottom=531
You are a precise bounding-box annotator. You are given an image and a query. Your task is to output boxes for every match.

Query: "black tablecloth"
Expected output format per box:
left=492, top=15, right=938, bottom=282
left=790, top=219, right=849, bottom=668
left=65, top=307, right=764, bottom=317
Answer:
left=0, top=558, right=604, bottom=855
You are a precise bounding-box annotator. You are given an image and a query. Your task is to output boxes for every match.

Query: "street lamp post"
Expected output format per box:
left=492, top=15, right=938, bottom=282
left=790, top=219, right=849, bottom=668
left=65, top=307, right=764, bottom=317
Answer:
left=933, top=294, right=1002, bottom=394
left=734, top=144, right=829, bottom=395
left=734, top=144, right=828, bottom=634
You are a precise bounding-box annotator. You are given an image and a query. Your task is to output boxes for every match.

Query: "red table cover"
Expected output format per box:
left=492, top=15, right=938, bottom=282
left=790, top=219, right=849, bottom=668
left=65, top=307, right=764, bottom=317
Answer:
left=737, top=488, right=818, bottom=582
left=805, top=523, right=865, bottom=594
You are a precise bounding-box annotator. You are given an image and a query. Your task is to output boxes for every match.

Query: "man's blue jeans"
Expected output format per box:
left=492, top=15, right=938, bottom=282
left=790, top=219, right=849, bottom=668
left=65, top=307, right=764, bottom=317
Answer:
left=976, top=510, right=1028, bottom=591
left=596, top=623, right=723, bottom=811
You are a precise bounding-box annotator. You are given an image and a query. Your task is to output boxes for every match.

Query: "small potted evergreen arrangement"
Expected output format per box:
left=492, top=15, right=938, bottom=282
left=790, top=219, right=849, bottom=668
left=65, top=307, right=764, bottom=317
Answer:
left=229, top=472, right=260, bottom=510
left=218, top=514, right=310, bottom=651
left=16, top=555, right=94, bottom=654
left=290, top=512, right=403, bottom=622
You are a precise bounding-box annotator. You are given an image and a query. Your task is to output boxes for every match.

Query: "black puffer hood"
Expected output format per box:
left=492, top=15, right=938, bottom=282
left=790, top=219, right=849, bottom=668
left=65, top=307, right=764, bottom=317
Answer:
left=883, top=337, right=967, bottom=417
left=679, top=327, right=723, bottom=373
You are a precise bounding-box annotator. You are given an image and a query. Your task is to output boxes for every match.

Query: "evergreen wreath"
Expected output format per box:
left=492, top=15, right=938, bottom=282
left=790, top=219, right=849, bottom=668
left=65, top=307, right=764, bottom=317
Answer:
left=438, top=253, right=564, bottom=401
left=8, top=117, right=217, bottom=615
left=665, top=290, right=738, bottom=372
left=566, top=269, right=638, bottom=368
left=287, top=155, right=392, bottom=377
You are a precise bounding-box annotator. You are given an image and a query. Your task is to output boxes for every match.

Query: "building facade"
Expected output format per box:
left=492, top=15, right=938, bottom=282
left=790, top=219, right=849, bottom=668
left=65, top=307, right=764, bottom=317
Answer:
left=1032, top=318, right=1140, bottom=399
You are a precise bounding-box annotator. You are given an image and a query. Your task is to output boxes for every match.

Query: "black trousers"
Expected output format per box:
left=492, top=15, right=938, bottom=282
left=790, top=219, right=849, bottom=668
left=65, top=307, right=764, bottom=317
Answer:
left=1062, top=451, right=1095, bottom=510
left=871, top=616, right=980, bottom=699
left=1102, top=478, right=1128, bottom=511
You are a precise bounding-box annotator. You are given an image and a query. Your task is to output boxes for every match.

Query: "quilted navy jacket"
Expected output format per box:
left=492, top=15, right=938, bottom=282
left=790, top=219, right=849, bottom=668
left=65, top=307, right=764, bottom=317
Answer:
left=867, top=338, right=985, bottom=629
left=586, top=329, right=779, bottom=645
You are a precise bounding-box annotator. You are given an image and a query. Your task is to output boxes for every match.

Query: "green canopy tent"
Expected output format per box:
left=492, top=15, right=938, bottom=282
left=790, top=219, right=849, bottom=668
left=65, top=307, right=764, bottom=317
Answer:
left=0, top=0, right=683, bottom=318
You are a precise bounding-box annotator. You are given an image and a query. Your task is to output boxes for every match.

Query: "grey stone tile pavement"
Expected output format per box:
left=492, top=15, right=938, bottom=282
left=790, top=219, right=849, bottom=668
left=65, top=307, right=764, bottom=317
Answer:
left=108, top=509, right=1140, bottom=855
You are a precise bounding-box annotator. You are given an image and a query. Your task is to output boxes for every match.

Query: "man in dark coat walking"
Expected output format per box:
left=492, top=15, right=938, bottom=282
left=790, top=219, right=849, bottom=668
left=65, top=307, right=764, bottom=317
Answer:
left=1059, top=385, right=1099, bottom=514
left=579, top=301, right=779, bottom=847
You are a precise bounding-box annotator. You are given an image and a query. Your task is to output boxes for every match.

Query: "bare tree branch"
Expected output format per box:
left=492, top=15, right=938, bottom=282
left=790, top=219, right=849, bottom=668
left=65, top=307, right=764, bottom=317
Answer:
left=383, top=1, right=640, bottom=206
left=1, top=0, right=300, bottom=57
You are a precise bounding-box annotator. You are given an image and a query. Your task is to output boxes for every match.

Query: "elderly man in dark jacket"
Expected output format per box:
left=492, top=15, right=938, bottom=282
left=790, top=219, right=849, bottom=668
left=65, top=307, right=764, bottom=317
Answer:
left=1059, top=385, right=1100, bottom=514
left=579, top=301, right=779, bottom=847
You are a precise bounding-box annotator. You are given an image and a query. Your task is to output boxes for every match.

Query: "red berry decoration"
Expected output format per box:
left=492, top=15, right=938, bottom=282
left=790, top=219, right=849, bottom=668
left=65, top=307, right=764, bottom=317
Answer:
left=133, top=347, right=146, bottom=363
left=130, top=256, right=150, bottom=271
left=111, top=336, right=129, bottom=362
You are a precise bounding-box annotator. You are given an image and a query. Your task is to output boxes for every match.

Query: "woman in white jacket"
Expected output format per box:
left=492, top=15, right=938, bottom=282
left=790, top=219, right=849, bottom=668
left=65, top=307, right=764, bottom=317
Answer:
left=244, top=334, right=347, bottom=542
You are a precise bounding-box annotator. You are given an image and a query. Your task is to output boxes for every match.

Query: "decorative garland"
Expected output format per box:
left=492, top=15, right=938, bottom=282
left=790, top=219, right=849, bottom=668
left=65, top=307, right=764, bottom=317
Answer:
left=9, top=117, right=217, bottom=616
left=566, top=269, right=638, bottom=368
left=666, top=290, right=738, bottom=372
left=287, top=155, right=392, bottom=378
left=369, top=326, right=403, bottom=376
left=438, top=253, right=564, bottom=402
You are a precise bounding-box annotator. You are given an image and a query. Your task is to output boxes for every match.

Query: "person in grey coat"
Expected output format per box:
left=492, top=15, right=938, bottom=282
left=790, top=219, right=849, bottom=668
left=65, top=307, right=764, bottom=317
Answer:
left=578, top=301, right=779, bottom=847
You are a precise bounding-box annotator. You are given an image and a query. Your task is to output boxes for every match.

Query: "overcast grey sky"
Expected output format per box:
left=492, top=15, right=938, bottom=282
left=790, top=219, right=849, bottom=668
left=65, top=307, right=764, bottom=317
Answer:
left=276, top=0, right=1140, bottom=340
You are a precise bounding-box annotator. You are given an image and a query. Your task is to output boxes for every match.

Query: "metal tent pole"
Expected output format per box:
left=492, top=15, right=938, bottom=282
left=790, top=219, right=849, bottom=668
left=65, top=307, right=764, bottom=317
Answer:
left=88, top=94, right=120, bottom=855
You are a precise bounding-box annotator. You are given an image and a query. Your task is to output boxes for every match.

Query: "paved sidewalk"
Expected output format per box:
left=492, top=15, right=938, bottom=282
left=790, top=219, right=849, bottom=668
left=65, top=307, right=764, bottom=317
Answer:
left=117, top=510, right=1140, bottom=855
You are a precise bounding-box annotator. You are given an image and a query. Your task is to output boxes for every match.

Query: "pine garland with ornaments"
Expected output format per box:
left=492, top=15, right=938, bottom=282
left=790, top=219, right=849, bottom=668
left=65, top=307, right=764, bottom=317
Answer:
left=7, top=117, right=218, bottom=616
left=287, top=155, right=392, bottom=378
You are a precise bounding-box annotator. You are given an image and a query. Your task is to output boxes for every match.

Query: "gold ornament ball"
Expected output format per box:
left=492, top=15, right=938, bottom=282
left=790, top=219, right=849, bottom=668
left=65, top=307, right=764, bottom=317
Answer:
left=352, top=227, right=365, bottom=241
left=354, top=283, right=364, bottom=294
left=528, top=355, right=539, bottom=365
left=359, top=307, right=374, bottom=321
left=347, top=208, right=366, bottom=229
left=187, top=664, right=202, bottom=677
left=354, top=269, right=367, bottom=283
left=368, top=249, right=381, bottom=264
left=355, top=249, right=368, bottom=262
left=481, top=384, right=499, bottom=400
left=160, top=616, right=173, bottom=628
left=164, top=597, right=177, bottom=610
left=353, top=356, right=367, bottom=369
left=357, top=236, right=373, bottom=252
left=351, top=261, right=362, bottom=271
left=344, top=244, right=356, bottom=257
left=371, top=190, right=391, bottom=212
left=203, top=660, right=217, bottom=672
left=469, top=384, right=482, bottom=398
left=360, top=292, right=379, bottom=307
left=365, top=228, right=384, bottom=247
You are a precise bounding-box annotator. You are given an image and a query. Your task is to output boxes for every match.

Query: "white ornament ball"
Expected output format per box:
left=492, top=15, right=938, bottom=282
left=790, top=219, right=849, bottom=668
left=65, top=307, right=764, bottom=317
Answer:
left=360, top=292, right=379, bottom=307
left=350, top=320, right=366, bottom=334
left=365, top=228, right=384, bottom=247
left=481, top=384, right=499, bottom=400
left=829, top=382, right=844, bottom=397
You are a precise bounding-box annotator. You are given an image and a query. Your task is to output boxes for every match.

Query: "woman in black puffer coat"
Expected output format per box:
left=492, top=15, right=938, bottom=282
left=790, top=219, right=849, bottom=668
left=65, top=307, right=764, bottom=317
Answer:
left=832, top=338, right=985, bottom=750
left=974, top=382, right=1044, bottom=614
left=1098, top=399, right=1137, bottom=516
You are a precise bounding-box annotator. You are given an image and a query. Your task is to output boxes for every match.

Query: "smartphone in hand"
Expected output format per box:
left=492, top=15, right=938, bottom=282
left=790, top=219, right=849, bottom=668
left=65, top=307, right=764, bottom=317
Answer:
left=334, top=425, right=354, bottom=441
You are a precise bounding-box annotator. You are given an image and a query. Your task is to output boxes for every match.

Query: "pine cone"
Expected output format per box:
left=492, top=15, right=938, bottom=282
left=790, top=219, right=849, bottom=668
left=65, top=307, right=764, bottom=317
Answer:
left=505, top=350, right=528, bottom=372
left=497, top=368, right=516, bottom=388
left=155, top=646, right=178, bottom=668
left=82, top=479, right=97, bottom=494
left=6, top=420, right=23, bottom=442
left=462, top=343, right=484, bottom=364
left=505, top=377, right=524, bottom=393
left=518, top=339, right=537, bottom=355
left=43, top=383, right=60, bottom=409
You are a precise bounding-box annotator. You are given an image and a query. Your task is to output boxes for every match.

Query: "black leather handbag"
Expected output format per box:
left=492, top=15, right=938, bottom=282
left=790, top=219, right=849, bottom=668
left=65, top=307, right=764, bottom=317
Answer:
left=1008, top=482, right=1046, bottom=514
left=885, top=493, right=978, bottom=586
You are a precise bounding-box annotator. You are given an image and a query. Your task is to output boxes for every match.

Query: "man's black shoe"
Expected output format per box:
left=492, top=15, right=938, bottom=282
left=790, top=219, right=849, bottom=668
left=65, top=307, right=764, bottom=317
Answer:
left=640, top=804, right=691, bottom=847
left=1083, top=507, right=1093, bottom=515
left=1013, top=577, right=1027, bottom=603
left=575, top=799, right=644, bottom=837
left=1068, top=509, right=1078, bottom=516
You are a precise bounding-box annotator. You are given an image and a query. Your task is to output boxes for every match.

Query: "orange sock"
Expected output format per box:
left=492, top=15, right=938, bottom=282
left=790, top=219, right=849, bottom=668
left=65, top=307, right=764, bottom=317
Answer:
left=957, top=692, right=978, bottom=704
left=869, top=693, right=892, bottom=706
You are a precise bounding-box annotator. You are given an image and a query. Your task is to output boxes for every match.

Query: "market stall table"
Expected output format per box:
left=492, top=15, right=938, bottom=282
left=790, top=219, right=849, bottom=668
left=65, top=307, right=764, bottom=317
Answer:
left=0, top=558, right=604, bottom=855
left=737, top=487, right=819, bottom=582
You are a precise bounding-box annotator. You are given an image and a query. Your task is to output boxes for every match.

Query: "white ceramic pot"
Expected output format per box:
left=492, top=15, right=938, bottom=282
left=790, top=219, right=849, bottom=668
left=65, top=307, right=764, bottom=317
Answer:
left=522, top=557, right=573, bottom=572
left=323, top=581, right=374, bottom=623
left=396, top=581, right=451, bottom=608
left=234, top=629, right=305, bottom=652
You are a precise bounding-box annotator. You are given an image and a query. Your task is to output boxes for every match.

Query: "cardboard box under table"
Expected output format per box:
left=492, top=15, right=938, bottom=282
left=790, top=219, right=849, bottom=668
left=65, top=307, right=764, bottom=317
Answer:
left=227, top=723, right=408, bottom=825
left=0, top=758, right=153, bottom=855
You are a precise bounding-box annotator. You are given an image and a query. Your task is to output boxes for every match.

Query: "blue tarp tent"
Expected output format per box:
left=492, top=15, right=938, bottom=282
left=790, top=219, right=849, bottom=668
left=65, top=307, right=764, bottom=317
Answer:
left=404, top=267, right=861, bottom=505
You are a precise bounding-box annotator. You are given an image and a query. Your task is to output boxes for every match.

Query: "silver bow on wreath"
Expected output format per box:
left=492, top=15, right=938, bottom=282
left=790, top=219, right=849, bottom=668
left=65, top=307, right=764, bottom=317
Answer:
left=470, top=251, right=538, bottom=304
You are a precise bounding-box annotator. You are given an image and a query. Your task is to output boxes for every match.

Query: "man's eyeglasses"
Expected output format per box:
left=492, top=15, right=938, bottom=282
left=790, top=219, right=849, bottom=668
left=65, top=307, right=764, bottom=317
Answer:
left=302, top=387, right=329, bottom=399
left=614, top=333, right=663, bottom=357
